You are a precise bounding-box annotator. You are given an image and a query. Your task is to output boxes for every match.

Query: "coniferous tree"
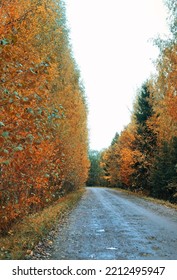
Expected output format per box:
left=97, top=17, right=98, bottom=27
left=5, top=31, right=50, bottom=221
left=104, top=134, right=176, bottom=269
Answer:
left=132, top=82, right=157, bottom=193
left=151, top=137, right=177, bottom=201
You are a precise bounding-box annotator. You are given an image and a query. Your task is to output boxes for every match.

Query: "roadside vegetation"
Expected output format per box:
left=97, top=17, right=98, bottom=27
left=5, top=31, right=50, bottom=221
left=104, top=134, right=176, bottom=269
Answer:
left=87, top=0, right=177, bottom=205
left=113, top=188, right=177, bottom=211
left=1, top=0, right=177, bottom=259
left=0, top=0, right=89, bottom=235
left=0, top=188, right=84, bottom=259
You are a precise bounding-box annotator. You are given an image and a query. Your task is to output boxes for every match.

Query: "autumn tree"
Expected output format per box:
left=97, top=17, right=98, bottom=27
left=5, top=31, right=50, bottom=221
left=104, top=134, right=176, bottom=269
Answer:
left=146, top=0, right=177, bottom=201
left=100, top=133, right=121, bottom=187
left=0, top=0, right=89, bottom=233
left=100, top=83, right=156, bottom=192
left=99, top=0, right=177, bottom=202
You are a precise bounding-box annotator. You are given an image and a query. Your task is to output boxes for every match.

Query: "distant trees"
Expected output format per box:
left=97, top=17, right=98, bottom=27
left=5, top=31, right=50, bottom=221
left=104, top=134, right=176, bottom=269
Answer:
left=86, top=150, right=103, bottom=186
left=99, top=0, right=177, bottom=202
left=0, top=0, right=89, bottom=233
left=100, top=133, right=121, bottom=187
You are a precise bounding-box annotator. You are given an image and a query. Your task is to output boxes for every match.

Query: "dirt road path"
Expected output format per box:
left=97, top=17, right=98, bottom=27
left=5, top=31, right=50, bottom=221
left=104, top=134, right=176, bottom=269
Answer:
left=49, top=187, right=177, bottom=260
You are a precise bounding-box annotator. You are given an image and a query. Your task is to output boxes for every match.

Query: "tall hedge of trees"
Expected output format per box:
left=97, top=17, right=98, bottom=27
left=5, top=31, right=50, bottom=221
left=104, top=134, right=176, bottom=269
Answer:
left=100, top=0, right=177, bottom=203
left=0, top=0, right=89, bottom=233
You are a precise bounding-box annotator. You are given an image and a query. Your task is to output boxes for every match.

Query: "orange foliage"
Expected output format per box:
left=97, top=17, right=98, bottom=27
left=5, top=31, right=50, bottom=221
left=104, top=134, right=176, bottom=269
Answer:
left=100, top=124, right=138, bottom=188
left=100, top=4, right=177, bottom=200
left=149, top=43, right=177, bottom=144
left=0, top=0, right=89, bottom=233
left=116, top=124, right=142, bottom=187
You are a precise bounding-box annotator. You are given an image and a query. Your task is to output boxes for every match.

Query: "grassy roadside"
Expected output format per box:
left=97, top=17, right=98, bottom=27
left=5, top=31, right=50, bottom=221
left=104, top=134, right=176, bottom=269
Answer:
left=112, top=187, right=177, bottom=210
left=0, top=188, right=85, bottom=260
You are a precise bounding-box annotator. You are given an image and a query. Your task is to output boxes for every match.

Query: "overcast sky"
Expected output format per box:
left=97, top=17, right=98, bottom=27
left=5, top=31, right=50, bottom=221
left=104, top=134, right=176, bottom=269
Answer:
left=65, top=0, right=170, bottom=151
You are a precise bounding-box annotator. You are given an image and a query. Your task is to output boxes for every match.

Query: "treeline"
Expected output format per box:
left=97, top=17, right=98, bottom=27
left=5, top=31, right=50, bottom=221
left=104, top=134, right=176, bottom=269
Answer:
left=88, top=0, right=177, bottom=203
left=0, top=0, right=89, bottom=233
left=86, top=150, right=104, bottom=186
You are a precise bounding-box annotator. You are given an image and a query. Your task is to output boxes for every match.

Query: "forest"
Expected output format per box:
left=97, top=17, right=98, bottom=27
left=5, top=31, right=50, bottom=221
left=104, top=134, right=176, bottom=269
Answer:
left=88, top=0, right=177, bottom=203
left=0, top=0, right=177, bottom=238
left=0, top=0, right=89, bottom=234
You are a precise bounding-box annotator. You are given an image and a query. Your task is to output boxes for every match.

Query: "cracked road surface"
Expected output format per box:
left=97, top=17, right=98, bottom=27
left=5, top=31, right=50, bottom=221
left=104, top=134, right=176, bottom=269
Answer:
left=50, top=187, right=177, bottom=260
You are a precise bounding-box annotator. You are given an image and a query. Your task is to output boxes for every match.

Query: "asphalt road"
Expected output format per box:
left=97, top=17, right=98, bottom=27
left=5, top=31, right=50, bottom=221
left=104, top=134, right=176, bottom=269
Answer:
left=50, top=187, right=177, bottom=260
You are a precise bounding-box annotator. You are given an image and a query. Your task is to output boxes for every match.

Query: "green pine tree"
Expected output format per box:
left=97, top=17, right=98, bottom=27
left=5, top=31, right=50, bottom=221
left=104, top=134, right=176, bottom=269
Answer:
left=132, top=82, right=157, bottom=192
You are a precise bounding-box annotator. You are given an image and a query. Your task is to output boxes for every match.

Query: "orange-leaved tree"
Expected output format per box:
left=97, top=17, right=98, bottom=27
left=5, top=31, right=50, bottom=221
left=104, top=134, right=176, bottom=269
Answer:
left=0, top=0, right=89, bottom=233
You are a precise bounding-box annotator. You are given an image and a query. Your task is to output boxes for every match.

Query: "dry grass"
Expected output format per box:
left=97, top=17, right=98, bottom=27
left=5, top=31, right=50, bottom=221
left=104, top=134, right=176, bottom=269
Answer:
left=113, top=187, right=177, bottom=210
left=0, top=188, right=85, bottom=260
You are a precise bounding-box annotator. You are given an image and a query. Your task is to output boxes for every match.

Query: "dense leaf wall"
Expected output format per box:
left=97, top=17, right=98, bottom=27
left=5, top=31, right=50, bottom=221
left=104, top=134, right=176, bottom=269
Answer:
left=0, top=0, right=89, bottom=233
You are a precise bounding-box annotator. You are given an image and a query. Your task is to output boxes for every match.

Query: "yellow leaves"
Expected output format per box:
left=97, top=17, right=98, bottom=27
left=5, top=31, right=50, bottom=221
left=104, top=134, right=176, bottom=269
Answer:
left=118, top=146, right=135, bottom=186
left=0, top=137, right=5, bottom=145
left=0, top=0, right=89, bottom=234
left=35, top=177, right=48, bottom=189
left=166, top=94, right=177, bottom=121
left=150, top=41, right=177, bottom=145
left=26, top=197, right=41, bottom=205
left=100, top=121, right=146, bottom=187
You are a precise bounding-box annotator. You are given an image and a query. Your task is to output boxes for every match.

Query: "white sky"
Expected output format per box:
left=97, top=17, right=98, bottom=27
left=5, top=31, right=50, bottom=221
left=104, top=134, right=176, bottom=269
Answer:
left=65, top=0, right=170, bottom=151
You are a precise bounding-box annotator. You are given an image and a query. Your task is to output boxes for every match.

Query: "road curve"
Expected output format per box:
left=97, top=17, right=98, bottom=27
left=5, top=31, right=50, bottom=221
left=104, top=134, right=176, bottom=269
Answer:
left=50, top=187, right=177, bottom=260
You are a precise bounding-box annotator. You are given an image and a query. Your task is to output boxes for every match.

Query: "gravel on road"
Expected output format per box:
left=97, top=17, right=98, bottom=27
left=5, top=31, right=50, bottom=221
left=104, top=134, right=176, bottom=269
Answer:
left=34, top=187, right=177, bottom=260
